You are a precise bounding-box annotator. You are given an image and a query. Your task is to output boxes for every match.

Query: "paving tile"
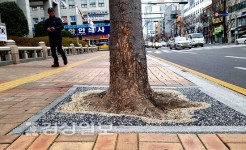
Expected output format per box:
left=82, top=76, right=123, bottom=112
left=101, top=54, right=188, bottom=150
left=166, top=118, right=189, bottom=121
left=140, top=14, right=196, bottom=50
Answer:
left=56, top=134, right=97, bottom=142
left=139, top=142, right=183, bottom=150
left=24, top=107, right=43, bottom=114
left=49, top=142, right=94, bottom=150
left=139, top=133, right=179, bottom=142
left=0, top=135, right=20, bottom=144
left=0, top=124, right=19, bottom=135
left=0, top=118, right=28, bottom=124
left=27, top=134, right=58, bottom=150
left=178, top=134, right=206, bottom=150
left=11, top=102, right=29, bottom=108
left=93, top=134, right=117, bottom=150
left=2, top=114, right=33, bottom=119
left=198, top=134, right=228, bottom=150
left=6, top=135, right=37, bottom=150
left=227, top=143, right=246, bottom=150
left=116, top=133, right=138, bottom=150
left=218, top=134, right=246, bottom=143
left=0, top=144, right=9, bottom=150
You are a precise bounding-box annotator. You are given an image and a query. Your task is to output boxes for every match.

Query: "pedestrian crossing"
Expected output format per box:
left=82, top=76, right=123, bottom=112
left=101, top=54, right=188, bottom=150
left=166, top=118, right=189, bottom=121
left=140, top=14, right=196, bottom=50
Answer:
left=146, top=45, right=246, bottom=54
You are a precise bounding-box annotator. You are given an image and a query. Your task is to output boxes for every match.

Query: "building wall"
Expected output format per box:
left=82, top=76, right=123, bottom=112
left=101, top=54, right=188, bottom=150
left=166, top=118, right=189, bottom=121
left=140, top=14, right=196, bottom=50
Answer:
left=183, top=0, right=212, bottom=33
left=164, top=4, right=174, bottom=39
left=30, top=0, right=110, bottom=26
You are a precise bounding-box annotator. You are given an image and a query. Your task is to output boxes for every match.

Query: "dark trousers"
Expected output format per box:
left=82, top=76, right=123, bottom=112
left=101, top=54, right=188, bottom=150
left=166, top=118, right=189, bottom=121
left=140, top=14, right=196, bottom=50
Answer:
left=50, top=41, right=67, bottom=65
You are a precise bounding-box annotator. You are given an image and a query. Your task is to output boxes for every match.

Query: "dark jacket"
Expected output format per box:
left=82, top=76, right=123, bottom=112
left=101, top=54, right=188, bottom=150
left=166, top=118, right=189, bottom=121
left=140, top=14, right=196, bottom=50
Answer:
left=44, top=16, right=64, bottom=44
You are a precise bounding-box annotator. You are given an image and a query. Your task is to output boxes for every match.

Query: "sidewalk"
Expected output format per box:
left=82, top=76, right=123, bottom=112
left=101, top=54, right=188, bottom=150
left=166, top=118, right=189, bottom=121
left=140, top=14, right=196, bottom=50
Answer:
left=0, top=51, right=245, bottom=150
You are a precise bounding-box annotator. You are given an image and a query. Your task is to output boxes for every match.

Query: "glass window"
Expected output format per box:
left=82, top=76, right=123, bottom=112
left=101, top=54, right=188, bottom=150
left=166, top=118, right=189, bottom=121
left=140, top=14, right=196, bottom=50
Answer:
left=81, top=0, right=87, bottom=8
left=145, top=6, right=152, bottom=13
left=32, top=7, right=37, bottom=11
left=41, top=17, right=45, bottom=22
left=68, top=0, right=75, bottom=8
left=90, top=0, right=96, bottom=7
left=70, top=16, right=76, bottom=22
left=62, top=16, right=68, bottom=23
left=33, top=18, right=38, bottom=24
left=98, top=0, right=104, bottom=7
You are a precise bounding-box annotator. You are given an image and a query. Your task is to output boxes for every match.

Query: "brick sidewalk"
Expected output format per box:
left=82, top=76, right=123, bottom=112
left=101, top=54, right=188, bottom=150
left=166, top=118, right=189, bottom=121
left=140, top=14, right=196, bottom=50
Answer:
left=0, top=51, right=245, bottom=149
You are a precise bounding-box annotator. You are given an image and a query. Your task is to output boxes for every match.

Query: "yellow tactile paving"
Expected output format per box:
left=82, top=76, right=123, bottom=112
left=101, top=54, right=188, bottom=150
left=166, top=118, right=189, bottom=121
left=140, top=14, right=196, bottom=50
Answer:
left=0, top=56, right=103, bottom=92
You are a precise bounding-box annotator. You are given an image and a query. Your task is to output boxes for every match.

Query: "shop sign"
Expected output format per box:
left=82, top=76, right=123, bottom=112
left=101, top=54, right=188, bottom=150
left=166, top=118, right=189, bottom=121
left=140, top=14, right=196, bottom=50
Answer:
left=0, top=23, right=7, bottom=42
left=65, top=24, right=110, bottom=36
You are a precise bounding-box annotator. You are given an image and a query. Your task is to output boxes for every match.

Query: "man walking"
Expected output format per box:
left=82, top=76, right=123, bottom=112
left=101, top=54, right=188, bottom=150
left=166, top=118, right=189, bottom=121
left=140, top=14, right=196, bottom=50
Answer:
left=44, top=8, right=67, bottom=67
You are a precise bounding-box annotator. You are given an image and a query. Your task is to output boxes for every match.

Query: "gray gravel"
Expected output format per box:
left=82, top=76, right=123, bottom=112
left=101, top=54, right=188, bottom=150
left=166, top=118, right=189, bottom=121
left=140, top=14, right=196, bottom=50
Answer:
left=30, top=86, right=246, bottom=128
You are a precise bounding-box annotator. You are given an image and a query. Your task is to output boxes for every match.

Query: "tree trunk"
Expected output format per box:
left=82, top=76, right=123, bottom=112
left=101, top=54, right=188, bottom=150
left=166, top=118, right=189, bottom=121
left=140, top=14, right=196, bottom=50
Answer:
left=101, top=0, right=157, bottom=115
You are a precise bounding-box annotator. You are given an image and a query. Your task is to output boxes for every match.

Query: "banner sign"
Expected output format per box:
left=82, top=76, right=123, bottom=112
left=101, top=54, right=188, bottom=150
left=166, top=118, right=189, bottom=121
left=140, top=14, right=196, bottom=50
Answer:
left=0, top=23, right=7, bottom=42
left=65, top=24, right=110, bottom=36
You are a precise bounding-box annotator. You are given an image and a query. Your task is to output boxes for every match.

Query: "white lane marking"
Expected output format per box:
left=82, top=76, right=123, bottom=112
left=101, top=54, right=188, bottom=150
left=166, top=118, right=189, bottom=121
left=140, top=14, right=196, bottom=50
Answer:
left=162, top=50, right=171, bottom=53
left=154, top=51, right=162, bottom=54
left=172, top=50, right=197, bottom=54
left=182, top=45, right=246, bottom=52
left=225, top=56, right=246, bottom=60
left=147, top=51, right=153, bottom=53
left=235, top=67, right=246, bottom=71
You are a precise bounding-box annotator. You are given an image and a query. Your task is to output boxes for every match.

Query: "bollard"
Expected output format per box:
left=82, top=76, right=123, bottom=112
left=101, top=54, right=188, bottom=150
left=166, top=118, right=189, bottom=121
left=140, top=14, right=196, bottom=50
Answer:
left=24, top=51, right=28, bottom=59
left=6, top=51, right=12, bottom=61
left=70, top=43, right=75, bottom=55
left=78, top=44, right=82, bottom=54
left=5, top=40, right=19, bottom=64
left=39, top=42, right=48, bottom=59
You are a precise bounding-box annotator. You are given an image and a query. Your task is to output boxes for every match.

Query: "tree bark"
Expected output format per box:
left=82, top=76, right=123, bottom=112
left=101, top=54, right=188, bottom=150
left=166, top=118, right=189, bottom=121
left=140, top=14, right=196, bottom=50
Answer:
left=102, top=0, right=156, bottom=114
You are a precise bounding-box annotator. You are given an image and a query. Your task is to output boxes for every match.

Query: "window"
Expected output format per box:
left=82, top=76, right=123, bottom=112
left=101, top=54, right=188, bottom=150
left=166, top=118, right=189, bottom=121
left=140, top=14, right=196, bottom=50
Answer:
left=33, top=18, right=38, bottom=24
left=81, top=0, right=87, bottom=8
left=32, top=7, right=37, bottom=11
left=62, top=16, right=68, bottom=24
left=61, top=1, right=67, bottom=9
left=40, top=6, right=44, bottom=10
left=145, top=6, right=152, bottom=13
left=70, top=16, right=76, bottom=22
left=68, top=0, right=75, bottom=8
left=98, top=0, right=104, bottom=7
left=90, top=0, right=96, bottom=7
left=41, top=17, right=45, bottom=22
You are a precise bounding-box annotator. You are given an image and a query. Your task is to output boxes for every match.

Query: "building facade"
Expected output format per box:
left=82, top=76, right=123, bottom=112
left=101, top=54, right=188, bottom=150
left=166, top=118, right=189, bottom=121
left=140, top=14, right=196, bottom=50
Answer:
left=183, top=0, right=212, bottom=34
left=202, top=4, right=213, bottom=43
left=30, top=0, right=110, bottom=42
left=227, top=0, right=246, bottom=43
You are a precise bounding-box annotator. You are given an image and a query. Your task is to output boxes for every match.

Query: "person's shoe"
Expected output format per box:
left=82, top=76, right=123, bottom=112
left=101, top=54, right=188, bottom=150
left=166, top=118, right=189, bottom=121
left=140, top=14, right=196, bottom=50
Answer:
left=63, top=58, right=67, bottom=65
left=51, top=63, right=59, bottom=67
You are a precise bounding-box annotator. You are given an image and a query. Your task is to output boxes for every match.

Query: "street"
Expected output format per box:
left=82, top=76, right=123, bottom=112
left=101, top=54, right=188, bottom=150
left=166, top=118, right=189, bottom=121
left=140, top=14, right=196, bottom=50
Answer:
left=146, top=44, right=246, bottom=89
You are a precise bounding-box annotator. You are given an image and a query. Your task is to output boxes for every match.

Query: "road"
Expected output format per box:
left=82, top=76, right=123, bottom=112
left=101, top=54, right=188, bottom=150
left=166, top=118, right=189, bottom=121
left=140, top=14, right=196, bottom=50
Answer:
left=146, top=44, right=246, bottom=89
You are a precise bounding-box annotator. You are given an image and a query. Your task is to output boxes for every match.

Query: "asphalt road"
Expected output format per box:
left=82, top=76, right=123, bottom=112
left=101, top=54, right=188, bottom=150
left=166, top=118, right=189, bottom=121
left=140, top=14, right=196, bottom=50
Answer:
left=146, top=44, right=246, bottom=89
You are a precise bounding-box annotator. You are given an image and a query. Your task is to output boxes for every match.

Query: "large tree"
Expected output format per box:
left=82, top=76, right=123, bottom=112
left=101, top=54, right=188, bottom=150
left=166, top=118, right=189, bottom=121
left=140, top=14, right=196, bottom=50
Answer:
left=100, top=0, right=162, bottom=117
left=0, top=2, right=29, bottom=36
left=59, top=0, right=208, bottom=121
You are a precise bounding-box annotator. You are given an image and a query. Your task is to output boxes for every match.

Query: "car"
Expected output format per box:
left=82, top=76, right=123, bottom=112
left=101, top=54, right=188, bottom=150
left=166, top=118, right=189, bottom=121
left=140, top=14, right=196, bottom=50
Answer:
left=153, top=42, right=161, bottom=49
left=169, top=37, right=192, bottom=50
left=167, top=39, right=173, bottom=47
left=145, top=41, right=152, bottom=48
left=187, top=33, right=205, bottom=47
left=236, top=35, right=246, bottom=44
left=161, top=41, right=167, bottom=47
left=95, top=42, right=109, bottom=50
